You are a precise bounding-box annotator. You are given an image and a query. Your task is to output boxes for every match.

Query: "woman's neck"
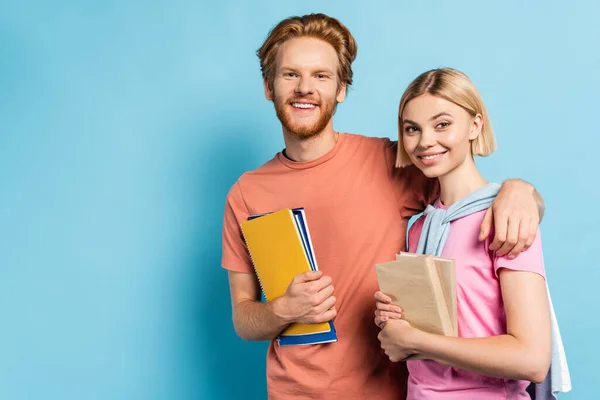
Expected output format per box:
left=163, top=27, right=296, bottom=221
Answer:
left=438, top=157, right=488, bottom=206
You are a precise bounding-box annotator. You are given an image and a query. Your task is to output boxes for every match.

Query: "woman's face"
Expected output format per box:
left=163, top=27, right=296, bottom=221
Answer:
left=401, top=94, right=482, bottom=178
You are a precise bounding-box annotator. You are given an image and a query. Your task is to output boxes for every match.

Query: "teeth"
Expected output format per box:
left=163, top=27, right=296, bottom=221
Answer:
left=292, top=103, right=316, bottom=109
left=423, top=154, right=442, bottom=160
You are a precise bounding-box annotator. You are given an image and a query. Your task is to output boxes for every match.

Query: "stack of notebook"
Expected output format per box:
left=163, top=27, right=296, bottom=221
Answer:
left=375, top=252, right=457, bottom=359
left=241, top=208, right=337, bottom=346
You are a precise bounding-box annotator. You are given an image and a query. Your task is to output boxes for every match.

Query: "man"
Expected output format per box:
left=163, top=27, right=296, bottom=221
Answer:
left=222, top=13, right=543, bottom=400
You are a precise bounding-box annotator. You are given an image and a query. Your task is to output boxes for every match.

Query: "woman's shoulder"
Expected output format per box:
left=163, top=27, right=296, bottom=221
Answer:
left=407, top=215, right=426, bottom=252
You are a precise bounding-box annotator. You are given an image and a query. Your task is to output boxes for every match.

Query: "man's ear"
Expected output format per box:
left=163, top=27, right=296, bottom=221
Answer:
left=469, top=113, right=483, bottom=141
left=336, top=83, right=347, bottom=104
left=264, top=78, right=274, bottom=101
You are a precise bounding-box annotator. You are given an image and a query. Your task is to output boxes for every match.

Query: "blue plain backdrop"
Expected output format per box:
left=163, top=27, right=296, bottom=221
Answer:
left=1, top=1, right=598, bottom=399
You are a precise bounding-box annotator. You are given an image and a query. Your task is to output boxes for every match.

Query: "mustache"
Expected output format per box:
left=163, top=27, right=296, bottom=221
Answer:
left=287, top=96, right=320, bottom=105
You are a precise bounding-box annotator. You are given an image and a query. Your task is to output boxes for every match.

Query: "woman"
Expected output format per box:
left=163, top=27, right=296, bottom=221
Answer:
left=374, top=68, right=551, bottom=399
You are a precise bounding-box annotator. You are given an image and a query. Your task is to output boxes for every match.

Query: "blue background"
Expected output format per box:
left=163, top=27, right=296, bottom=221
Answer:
left=1, top=1, right=597, bottom=399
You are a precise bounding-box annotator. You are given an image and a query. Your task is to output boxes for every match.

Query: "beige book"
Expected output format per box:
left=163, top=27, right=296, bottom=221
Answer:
left=397, top=252, right=457, bottom=336
left=375, top=254, right=456, bottom=360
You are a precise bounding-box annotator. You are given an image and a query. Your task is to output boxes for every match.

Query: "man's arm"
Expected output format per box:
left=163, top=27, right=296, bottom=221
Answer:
left=229, top=270, right=337, bottom=341
left=478, top=179, right=545, bottom=258
left=229, top=271, right=290, bottom=341
left=534, top=186, right=545, bottom=221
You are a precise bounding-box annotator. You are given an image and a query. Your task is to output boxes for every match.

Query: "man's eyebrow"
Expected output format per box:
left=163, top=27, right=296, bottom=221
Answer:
left=279, top=66, right=335, bottom=74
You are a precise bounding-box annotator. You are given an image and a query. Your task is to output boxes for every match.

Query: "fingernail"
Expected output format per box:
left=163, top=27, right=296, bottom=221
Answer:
left=395, top=307, right=402, bottom=313
left=508, top=255, right=515, bottom=259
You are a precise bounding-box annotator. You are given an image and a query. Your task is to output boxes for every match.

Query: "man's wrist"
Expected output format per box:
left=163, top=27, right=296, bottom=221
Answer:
left=503, top=178, right=534, bottom=194
left=271, top=296, right=295, bottom=325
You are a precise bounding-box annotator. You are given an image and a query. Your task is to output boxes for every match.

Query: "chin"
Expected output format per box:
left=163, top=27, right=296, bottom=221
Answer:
left=287, top=123, right=321, bottom=138
left=419, top=165, right=447, bottom=179
left=421, top=170, right=443, bottom=178
left=286, top=116, right=331, bottom=139
left=291, top=131, right=321, bottom=139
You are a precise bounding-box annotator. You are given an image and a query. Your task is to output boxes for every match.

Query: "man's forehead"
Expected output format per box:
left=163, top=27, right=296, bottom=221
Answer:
left=276, top=37, right=339, bottom=70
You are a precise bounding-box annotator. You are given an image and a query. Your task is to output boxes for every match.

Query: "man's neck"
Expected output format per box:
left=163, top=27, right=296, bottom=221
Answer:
left=282, top=127, right=339, bottom=163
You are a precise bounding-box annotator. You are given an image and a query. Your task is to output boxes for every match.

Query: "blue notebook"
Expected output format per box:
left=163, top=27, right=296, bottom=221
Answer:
left=248, top=208, right=337, bottom=346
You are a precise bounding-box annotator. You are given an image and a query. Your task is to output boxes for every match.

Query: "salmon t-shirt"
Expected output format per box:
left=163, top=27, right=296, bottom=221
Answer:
left=221, top=133, right=438, bottom=399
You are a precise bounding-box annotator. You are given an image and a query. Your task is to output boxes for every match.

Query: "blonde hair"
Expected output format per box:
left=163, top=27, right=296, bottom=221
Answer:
left=257, top=13, right=358, bottom=91
left=396, top=68, right=497, bottom=167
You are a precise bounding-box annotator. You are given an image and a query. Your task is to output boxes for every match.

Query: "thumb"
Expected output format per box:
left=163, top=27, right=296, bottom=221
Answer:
left=479, top=207, right=493, bottom=242
left=295, top=270, right=322, bottom=283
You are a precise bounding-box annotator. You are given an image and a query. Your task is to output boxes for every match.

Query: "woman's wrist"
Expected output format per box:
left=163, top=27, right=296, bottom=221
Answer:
left=407, top=326, right=428, bottom=357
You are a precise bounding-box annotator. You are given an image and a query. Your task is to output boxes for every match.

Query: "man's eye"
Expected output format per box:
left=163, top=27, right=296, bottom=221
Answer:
left=316, top=74, right=328, bottom=79
left=284, top=72, right=297, bottom=78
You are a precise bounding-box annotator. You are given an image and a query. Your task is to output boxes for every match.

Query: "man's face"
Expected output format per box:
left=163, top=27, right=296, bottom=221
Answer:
left=265, top=37, right=346, bottom=139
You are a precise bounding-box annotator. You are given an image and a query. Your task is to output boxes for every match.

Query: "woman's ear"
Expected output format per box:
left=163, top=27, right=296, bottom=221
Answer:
left=469, top=113, right=483, bottom=141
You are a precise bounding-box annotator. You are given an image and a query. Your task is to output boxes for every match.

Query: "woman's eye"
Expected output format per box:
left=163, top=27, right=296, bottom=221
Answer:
left=405, top=126, right=419, bottom=134
left=437, top=121, right=450, bottom=129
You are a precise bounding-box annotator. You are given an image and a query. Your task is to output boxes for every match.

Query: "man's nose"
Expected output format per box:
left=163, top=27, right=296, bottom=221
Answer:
left=295, top=76, right=315, bottom=95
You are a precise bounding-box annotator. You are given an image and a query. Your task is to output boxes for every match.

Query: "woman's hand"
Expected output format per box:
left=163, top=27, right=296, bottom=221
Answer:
left=378, top=318, right=420, bottom=362
left=374, top=291, right=402, bottom=328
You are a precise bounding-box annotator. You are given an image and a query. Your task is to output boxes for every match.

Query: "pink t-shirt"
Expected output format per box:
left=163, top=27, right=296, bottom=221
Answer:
left=406, top=200, right=546, bottom=400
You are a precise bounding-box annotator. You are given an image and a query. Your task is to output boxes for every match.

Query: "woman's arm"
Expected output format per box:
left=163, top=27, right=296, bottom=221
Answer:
left=379, top=269, right=552, bottom=383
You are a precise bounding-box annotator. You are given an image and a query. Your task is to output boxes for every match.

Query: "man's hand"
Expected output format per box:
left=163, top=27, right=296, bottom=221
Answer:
left=478, top=180, right=542, bottom=259
left=273, top=270, right=337, bottom=325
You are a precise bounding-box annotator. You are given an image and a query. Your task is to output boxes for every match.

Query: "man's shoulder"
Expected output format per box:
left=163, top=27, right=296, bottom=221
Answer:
left=237, top=154, right=282, bottom=180
left=344, top=133, right=397, bottom=147
left=225, top=155, right=282, bottom=202
left=342, top=134, right=399, bottom=166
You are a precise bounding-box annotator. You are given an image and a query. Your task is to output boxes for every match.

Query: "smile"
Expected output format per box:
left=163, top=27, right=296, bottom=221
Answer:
left=417, top=151, right=446, bottom=160
left=291, top=102, right=317, bottom=109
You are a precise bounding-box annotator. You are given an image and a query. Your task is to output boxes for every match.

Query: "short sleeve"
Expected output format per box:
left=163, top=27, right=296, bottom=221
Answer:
left=221, top=181, right=254, bottom=273
left=492, top=229, right=546, bottom=279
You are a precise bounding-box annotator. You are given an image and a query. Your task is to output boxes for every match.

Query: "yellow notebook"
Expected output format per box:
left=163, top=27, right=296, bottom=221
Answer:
left=241, top=208, right=333, bottom=338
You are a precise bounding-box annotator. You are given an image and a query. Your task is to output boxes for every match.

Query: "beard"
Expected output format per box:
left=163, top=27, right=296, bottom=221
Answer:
left=273, top=94, right=336, bottom=140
